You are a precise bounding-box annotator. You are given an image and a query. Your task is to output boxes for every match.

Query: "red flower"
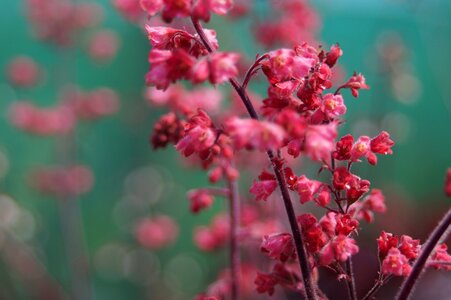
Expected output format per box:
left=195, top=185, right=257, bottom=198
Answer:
left=325, top=44, right=343, bottom=68
left=343, top=72, right=369, bottom=98
left=333, top=167, right=352, bottom=190
left=188, top=189, right=215, bottom=213
left=377, top=231, right=399, bottom=259
left=225, top=117, right=286, bottom=151
left=146, top=48, right=195, bottom=90
left=398, top=235, right=420, bottom=260
left=352, top=189, right=386, bottom=222
left=319, top=235, right=359, bottom=265
left=151, top=112, right=185, bottom=149
left=428, top=244, right=451, bottom=271
left=351, top=136, right=371, bottom=162
left=296, top=175, right=321, bottom=204
left=255, top=272, right=278, bottom=296
left=249, top=171, right=277, bottom=201
left=333, top=134, right=354, bottom=160
left=346, top=175, right=370, bottom=204
left=175, top=110, right=217, bottom=157
left=369, top=131, right=394, bottom=165
left=260, top=233, right=295, bottom=262
left=262, top=48, right=314, bottom=84
left=381, top=248, right=411, bottom=276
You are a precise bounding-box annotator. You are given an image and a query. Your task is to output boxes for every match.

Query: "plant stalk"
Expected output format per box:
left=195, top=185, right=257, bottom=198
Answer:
left=227, top=177, right=240, bottom=300
left=396, top=208, right=451, bottom=300
left=191, top=17, right=318, bottom=300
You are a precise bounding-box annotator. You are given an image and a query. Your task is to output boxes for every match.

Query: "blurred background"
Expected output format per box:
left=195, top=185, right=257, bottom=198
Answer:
left=0, top=0, right=450, bottom=299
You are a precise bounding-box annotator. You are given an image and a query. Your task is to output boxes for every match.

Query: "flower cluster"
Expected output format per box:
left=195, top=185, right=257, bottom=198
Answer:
left=30, top=165, right=94, bottom=198
left=26, top=0, right=102, bottom=45
left=141, top=1, right=451, bottom=299
left=9, top=87, right=119, bottom=136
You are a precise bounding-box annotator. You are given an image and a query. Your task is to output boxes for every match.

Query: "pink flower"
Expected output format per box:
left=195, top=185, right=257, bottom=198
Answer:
left=146, top=48, right=195, bottom=90
left=319, top=235, right=359, bottom=265
left=141, top=0, right=191, bottom=22
left=192, top=0, right=234, bottom=22
left=325, top=44, right=343, bottom=68
left=88, top=29, right=120, bottom=61
left=188, top=189, right=215, bottom=213
left=225, top=117, right=286, bottom=151
left=249, top=171, right=277, bottom=201
left=304, top=122, right=338, bottom=163
left=344, top=72, right=369, bottom=98
left=296, top=175, right=321, bottom=204
left=319, top=93, right=346, bottom=119
left=145, top=26, right=189, bottom=49
left=194, top=214, right=229, bottom=251
left=398, top=235, right=420, bottom=260
left=261, top=233, right=295, bottom=262
left=381, top=248, right=411, bottom=276
left=6, top=56, right=41, bottom=88
left=351, top=136, right=371, bottom=162
left=208, top=52, right=240, bottom=84
left=135, top=215, right=179, bottom=249
left=175, top=110, right=217, bottom=157
left=428, top=244, right=451, bottom=271
left=262, top=48, right=314, bottom=84
left=255, top=272, right=278, bottom=296
left=353, top=189, right=386, bottom=222
left=445, top=168, right=451, bottom=197
left=194, top=226, right=219, bottom=251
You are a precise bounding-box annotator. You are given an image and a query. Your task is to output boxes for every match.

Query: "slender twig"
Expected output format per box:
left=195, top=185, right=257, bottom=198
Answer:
left=242, top=54, right=268, bottom=90
left=362, top=275, right=391, bottom=300
left=346, top=258, right=357, bottom=300
left=190, top=17, right=318, bottom=300
left=396, top=208, right=451, bottom=300
left=226, top=176, right=240, bottom=300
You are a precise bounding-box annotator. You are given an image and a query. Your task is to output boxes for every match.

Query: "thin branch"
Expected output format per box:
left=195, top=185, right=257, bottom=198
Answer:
left=226, top=177, right=241, bottom=300
left=396, top=208, right=451, bottom=300
left=346, top=258, right=357, bottom=300
left=191, top=16, right=318, bottom=300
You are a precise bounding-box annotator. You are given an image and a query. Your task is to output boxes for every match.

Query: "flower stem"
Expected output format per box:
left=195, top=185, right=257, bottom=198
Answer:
left=191, top=17, right=318, bottom=300
left=346, top=258, right=357, bottom=300
left=227, top=177, right=240, bottom=300
left=396, top=208, right=451, bottom=300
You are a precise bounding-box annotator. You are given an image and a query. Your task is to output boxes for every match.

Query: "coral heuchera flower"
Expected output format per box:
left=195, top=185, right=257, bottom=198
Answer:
left=249, top=171, right=277, bottom=201
left=381, top=248, right=411, bottom=276
left=260, top=233, right=295, bottom=262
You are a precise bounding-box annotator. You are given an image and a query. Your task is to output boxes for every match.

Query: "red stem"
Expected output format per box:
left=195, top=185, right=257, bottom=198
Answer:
left=396, top=208, right=451, bottom=300
left=227, top=177, right=240, bottom=300
left=191, top=17, right=318, bottom=300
